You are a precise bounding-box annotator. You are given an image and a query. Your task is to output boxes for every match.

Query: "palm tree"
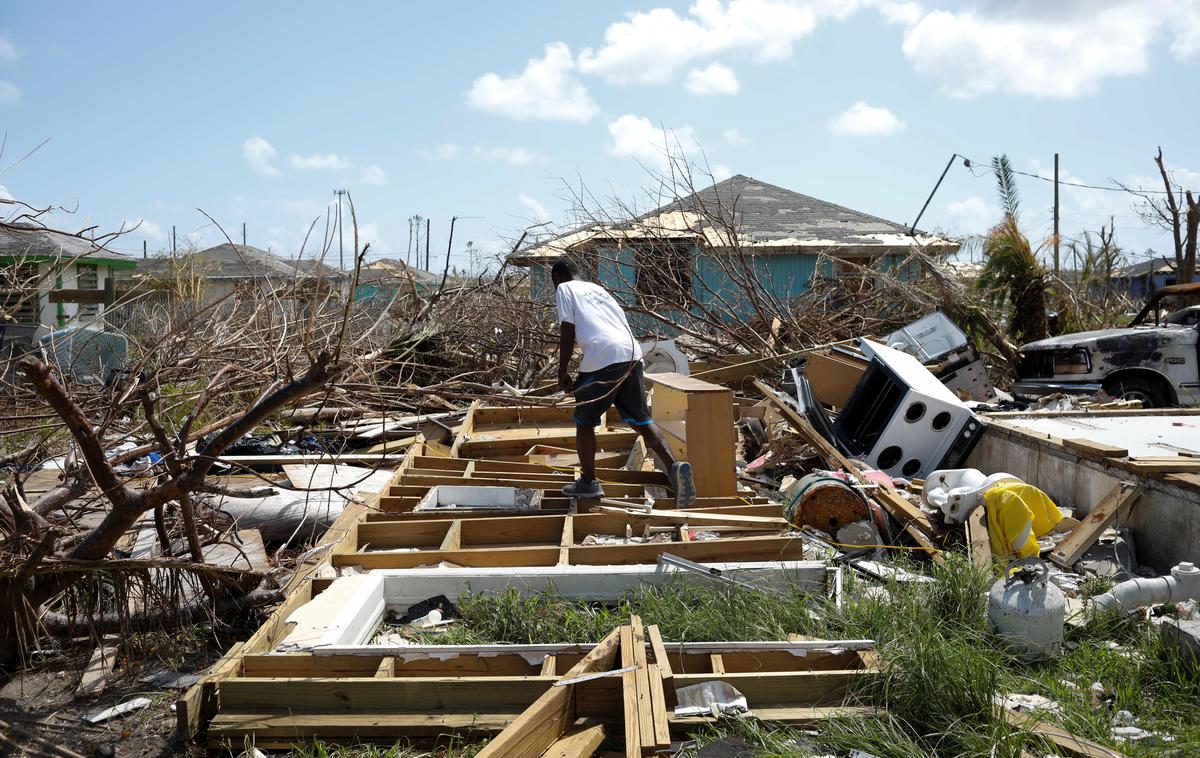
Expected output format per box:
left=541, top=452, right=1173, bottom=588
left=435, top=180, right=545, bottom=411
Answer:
left=976, top=155, right=1048, bottom=343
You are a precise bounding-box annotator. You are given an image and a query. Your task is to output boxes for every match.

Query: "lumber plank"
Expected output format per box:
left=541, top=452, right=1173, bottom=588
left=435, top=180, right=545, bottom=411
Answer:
left=540, top=655, right=557, bottom=676
left=374, top=658, right=395, bottom=678
left=647, top=624, right=672, bottom=682
left=558, top=514, right=573, bottom=565
left=1062, top=437, right=1129, bottom=459
left=646, top=663, right=672, bottom=751
left=619, top=625, right=641, bottom=758
left=439, top=520, right=463, bottom=551
left=541, top=720, right=606, bottom=758
left=476, top=626, right=622, bottom=758
left=630, top=618, right=655, bottom=752
left=208, top=712, right=518, bottom=743
left=668, top=705, right=879, bottom=729
left=75, top=636, right=119, bottom=699
left=965, top=506, right=992, bottom=572
left=1002, top=708, right=1128, bottom=758
left=709, top=654, right=726, bottom=674
left=594, top=505, right=787, bottom=529
left=219, top=676, right=554, bottom=712
left=1049, top=483, right=1144, bottom=570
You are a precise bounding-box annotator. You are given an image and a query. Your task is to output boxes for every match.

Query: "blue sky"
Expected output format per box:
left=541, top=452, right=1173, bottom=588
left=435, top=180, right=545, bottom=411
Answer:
left=1, top=1, right=1198, bottom=271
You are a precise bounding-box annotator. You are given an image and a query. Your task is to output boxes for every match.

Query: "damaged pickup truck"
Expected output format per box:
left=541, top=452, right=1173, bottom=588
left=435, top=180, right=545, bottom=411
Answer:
left=1014, top=282, right=1200, bottom=407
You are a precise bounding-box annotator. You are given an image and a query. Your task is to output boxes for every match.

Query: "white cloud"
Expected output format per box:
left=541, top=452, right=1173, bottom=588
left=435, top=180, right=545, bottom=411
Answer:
left=945, top=196, right=996, bottom=235
left=711, top=164, right=734, bottom=181
left=474, top=145, right=549, bottom=166
left=874, top=1, right=921, bottom=26
left=0, top=35, right=16, bottom=61
left=466, top=42, right=598, bottom=122
left=722, top=128, right=749, bottom=146
left=420, top=143, right=461, bottom=160
left=578, top=0, right=824, bottom=85
left=124, top=218, right=166, bottom=241
left=900, top=3, right=1192, bottom=99
left=289, top=152, right=353, bottom=171
left=0, top=81, right=19, bottom=105
left=518, top=193, right=550, bottom=222
left=359, top=165, right=387, bottom=185
left=0, top=184, right=12, bottom=201
left=828, top=101, right=904, bottom=136
left=685, top=62, right=740, bottom=94
left=242, top=136, right=279, bottom=176
left=607, top=114, right=699, bottom=167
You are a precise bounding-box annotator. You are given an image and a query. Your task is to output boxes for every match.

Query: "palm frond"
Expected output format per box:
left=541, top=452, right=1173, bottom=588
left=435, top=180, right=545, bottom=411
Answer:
left=991, top=154, right=1020, bottom=222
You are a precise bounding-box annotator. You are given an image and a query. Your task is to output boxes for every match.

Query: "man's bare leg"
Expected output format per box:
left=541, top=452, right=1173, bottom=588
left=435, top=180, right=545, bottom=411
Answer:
left=636, top=422, right=676, bottom=469
left=577, top=423, right=598, bottom=482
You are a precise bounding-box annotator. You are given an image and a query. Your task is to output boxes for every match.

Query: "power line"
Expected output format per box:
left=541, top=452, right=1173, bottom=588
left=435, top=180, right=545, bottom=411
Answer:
left=961, top=155, right=1177, bottom=195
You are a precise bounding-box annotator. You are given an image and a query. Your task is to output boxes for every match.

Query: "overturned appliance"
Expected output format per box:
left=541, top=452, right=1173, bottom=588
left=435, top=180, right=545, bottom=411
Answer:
left=792, top=339, right=983, bottom=479
left=885, top=311, right=994, bottom=401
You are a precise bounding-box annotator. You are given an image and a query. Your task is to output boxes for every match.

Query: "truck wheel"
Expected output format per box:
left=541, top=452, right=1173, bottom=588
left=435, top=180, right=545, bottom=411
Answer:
left=1103, top=376, right=1169, bottom=408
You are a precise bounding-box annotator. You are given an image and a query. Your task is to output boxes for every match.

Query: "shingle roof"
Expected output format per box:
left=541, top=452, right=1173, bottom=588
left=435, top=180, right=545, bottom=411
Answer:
left=358, top=258, right=440, bottom=285
left=142, top=244, right=346, bottom=280
left=1115, top=256, right=1175, bottom=278
left=0, top=223, right=138, bottom=266
left=510, top=174, right=957, bottom=262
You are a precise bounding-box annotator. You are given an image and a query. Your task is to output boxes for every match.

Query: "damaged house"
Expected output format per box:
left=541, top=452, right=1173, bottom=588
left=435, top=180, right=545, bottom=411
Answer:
left=508, top=174, right=958, bottom=330
left=139, top=243, right=349, bottom=302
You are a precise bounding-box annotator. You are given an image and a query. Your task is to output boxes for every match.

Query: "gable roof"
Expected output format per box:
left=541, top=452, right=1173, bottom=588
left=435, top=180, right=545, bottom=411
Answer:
left=142, top=244, right=346, bottom=280
left=0, top=223, right=138, bottom=268
left=510, top=174, right=957, bottom=263
left=1115, top=256, right=1175, bottom=278
left=358, top=258, right=440, bottom=285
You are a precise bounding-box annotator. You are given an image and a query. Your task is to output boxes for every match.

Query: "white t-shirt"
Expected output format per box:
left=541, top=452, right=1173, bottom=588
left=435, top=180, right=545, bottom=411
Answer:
left=555, top=280, right=643, bottom=373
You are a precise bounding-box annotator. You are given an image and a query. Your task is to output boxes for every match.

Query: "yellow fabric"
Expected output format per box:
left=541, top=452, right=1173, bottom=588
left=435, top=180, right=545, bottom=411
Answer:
left=983, top=481, right=1064, bottom=559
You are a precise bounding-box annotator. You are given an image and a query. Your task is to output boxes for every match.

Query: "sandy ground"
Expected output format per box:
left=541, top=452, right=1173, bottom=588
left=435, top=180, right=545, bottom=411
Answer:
left=0, top=631, right=237, bottom=758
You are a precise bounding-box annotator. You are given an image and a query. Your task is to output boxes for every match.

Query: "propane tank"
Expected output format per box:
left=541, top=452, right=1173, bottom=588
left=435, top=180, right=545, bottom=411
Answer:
left=987, top=557, right=1065, bottom=661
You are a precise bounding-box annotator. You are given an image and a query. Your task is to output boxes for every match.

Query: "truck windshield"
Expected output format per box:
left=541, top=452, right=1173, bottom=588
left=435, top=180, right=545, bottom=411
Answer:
left=1164, top=307, right=1200, bottom=327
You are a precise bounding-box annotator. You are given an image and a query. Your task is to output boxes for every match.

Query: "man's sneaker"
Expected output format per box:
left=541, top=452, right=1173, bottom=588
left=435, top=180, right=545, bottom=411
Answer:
left=670, top=462, right=696, bottom=508
left=562, top=477, right=605, bottom=499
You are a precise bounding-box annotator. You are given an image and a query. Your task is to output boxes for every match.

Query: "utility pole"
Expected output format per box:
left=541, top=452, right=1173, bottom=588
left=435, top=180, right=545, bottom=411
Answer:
left=242, top=222, right=247, bottom=247
left=1053, top=152, right=1060, bottom=275
left=406, top=219, right=413, bottom=266
left=143, top=240, right=147, bottom=259
left=425, top=218, right=431, bottom=270
left=172, top=225, right=177, bottom=254
left=334, top=189, right=348, bottom=270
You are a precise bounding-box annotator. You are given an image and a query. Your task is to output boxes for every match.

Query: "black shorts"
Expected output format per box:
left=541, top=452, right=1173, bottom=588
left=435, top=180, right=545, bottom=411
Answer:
left=573, top=361, right=653, bottom=428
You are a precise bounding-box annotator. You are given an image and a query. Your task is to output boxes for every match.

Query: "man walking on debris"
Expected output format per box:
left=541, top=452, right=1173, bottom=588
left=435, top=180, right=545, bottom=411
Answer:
left=552, top=258, right=696, bottom=506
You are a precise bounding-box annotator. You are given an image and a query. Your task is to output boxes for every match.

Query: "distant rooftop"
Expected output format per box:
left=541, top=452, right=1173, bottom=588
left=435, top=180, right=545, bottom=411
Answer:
left=510, top=174, right=958, bottom=263
left=0, top=223, right=138, bottom=268
left=141, top=243, right=347, bottom=279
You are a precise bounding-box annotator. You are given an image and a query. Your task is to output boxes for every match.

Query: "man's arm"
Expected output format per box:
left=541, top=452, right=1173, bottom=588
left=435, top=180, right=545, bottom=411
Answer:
left=558, top=322, right=575, bottom=393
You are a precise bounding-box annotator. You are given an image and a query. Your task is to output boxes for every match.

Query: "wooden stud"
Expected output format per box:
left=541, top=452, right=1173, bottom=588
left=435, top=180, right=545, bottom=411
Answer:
left=374, top=658, right=395, bottom=678
left=709, top=654, right=726, bottom=674
left=475, top=627, right=622, bottom=758
left=1062, top=437, right=1129, bottom=459
left=647, top=625, right=673, bottom=682
left=1049, top=483, right=1145, bottom=570
left=540, top=655, right=557, bottom=677
left=1002, top=708, right=1128, bottom=758
left=965, top=506, right=991, bottom=572
left=646, top=663, right=672, bottom=751
left=630, top=618, right=655, bottom=752
left=439, top=520, right=463, bottom=551
left=541, top=720, right=607, bottom=758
